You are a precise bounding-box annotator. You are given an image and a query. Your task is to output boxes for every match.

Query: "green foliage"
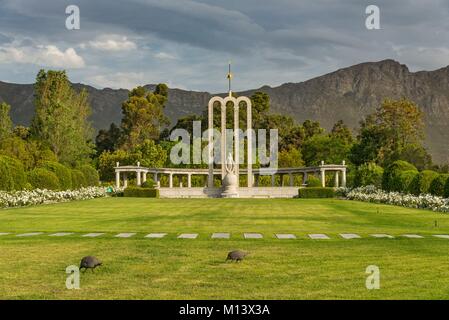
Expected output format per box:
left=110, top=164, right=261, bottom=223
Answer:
left=39, top=161, right=72, bottom=190
left=429, top=174, right=449, bottom=197
left=124, top=187, right=159, bottom=198
left=0, top=155, right=26, bottom=191
left=354, top=162, right=384, bottom=187
left=278, top=148, right=304, bottom=168
left=0, top=102, right=13, bottom=141
left=398, top=170, right=419, bottom=194
left=30, top=70, right=94, bottom=166
left=79, top=165, right=99, bottom=186
left=382, top=160, right=417, bottom=191
left=350, top=99, right=426, bottom=167
left=409, top=170, right=439, bottom=195
left=299, top=187, right=335, bottom=198
left=398, top=144, right=432, bottom=171
left=134, top=139, right=167, bottom=168
left=0, top=136, right=58, bottom=170
left=306, top=175, right=321, bottom=187
left=302, top=134, right=351, bottom=166
left=0, top=157, right=14, bottom=191
left=71, top=169, right=87, bottom=189
left=95, top=123, right=121, bottom=155
left=120, top=85, right=169, bottom=150
left=141, top=178, right=156, bottom=188
left=98, top=149, right=141, bottom=181
left=27, top=168, right=60, bottom=190
left=445, top=177, right=449, bottom=198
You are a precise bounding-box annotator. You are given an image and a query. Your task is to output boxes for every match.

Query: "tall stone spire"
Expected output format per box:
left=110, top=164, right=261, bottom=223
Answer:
left=227, top=61, right=233, bottom=97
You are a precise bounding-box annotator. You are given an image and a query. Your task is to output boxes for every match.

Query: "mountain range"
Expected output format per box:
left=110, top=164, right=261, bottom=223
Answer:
left=1, top=59, right=448, bottom=163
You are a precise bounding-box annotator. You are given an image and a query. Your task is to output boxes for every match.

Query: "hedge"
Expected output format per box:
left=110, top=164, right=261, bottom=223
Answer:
left=79, top=165, right=99, bottom=186
left=40, top=161, right=72, bottom=190
left=410, top=170, right=439, bottom=195
left=141, top=178, right=156, bottom=188
left=305, top=175, right=321, bottom=187
left=0, top=155, right=26, bottom=191
left=429, top=174, right=449, bottom=197
left=71, top=169, right=87, bottom=189
left=27, top=168, right=60, bottom=190
left=382, top=160, right=417, bottom=191
left=0, top=157, right=14, bottom=191
left=398, top=170, right=419, bottom=194
left=299, top=187, right=335, bottom=198
left=124, top=187, right=159, bottom=198
left=445, top=178, right=449, bottom=198
left=354, top=162, right=383, bottom=188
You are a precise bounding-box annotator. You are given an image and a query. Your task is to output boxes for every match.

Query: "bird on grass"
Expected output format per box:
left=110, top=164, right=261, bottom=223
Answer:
left=79, top=256, right=102, bottom=272
left=226, top=250, right=248, bottom=262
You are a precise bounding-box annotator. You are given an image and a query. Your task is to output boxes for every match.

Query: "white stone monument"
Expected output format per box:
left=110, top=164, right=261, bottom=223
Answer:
left=207, top=63, right=253, bottom=197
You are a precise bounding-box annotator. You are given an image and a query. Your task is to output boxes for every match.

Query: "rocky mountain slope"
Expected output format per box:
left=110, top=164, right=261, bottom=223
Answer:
left=1, top=59, right=448, bottom=162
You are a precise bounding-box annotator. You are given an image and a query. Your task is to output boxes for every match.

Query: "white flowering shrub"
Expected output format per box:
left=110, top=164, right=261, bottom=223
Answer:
left=345, top=185, right=449, bottom=213
left=0, top=187, right=124, bottom=209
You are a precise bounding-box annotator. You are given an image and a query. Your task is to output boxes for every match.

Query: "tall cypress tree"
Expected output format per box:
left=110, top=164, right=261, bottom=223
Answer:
left=31, top=70, right=94, bottom=166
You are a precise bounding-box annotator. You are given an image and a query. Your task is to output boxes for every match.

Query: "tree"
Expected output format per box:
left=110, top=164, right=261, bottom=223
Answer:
left=302, top=134, right=351, bottom=166
left=331, top=120, right=353, bottom=145
left=30, top=70, right=95, bottom=166
left=278, top=147, right=304, bottom=168
left=134, top=139, right=167, bottom=168
left=119, top=85, right=169, bottom=150
left=302, top=120, right=324, bottom=140
left=0, top=102, right=13, bottom=141
left=95, top=123, right=121, bottom=155
left=350, top=98, right=426, bottom=167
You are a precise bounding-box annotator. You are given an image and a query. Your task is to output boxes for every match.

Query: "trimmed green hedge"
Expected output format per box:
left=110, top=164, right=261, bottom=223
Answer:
left=71, top=169, right=87, bottom=189
left=0, top=155, right=26, bottom=191
left=79, top=165, right=99, bottom=186
left=382, top=160, right=417, bottom=191
left=27, top=168, right=60, bottom=190
left=305, top=175, right=321, bottom=187
left=299, top=187, right=335, bottom=198
left=398, top=170, right=419, bottom=194
left=124, top=187, right=159, bottom=198
left=445, top=177, right=449, bottom=198
left=354, top=162, right=383, bottom=188
left=40, top=161, right=72, bottom=190
left=410, top=170, right=439, bottom=195
left=429, top=174, right=449, bottom=197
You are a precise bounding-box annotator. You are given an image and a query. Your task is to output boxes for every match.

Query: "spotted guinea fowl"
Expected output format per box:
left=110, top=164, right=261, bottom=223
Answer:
left=80, top=256, right=102, bottom=272
left=226, top=250, right=248, bottom=262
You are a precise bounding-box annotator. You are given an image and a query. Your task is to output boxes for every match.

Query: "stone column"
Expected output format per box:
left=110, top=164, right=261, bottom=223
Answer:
left=136, top=170, right=141, bottom=186
left=115, top=171, right=120, bottom=188
left=221, top=103, right=226, bottom=179
left=255, top=174, right=259, bottom=187
left=187, top=174, right=192, bottom=188
left=280, top=174, right=285, bottom=187
left=169, top=173, right=173, bottom=188
left=245, top=98, right=253, bottom=188
left=342, top=169, right=347, bottom=187
left=207, top=98, right=217, bottom=188
left=123, top=173, right=128, bottom=188
left=154, top=172, right=158, bottom=184
left=302, top=172, right=308, bottom=185
left=271, top=174, right=275, bottom=187
left=289, top=173, right=294, bottom=187
left=334, top=171, right=339, bottom=188
left=142, top=172, right=147, bottom=183
left=320, top=169, right=326, bottom=187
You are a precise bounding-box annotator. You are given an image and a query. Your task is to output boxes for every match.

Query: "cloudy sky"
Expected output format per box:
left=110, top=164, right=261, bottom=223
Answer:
left=0, top=0, right=448, bottom=92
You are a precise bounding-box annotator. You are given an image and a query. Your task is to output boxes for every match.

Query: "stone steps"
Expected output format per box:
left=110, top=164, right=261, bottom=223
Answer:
left=2, top=232, right=447, bottom=240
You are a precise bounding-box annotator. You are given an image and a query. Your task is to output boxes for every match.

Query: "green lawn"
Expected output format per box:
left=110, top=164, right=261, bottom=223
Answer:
left=1, top=198, right=449, bottom=299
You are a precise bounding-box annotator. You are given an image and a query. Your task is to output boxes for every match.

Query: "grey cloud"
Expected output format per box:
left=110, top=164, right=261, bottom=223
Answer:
left=0, top=0, right=448, bottom=91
